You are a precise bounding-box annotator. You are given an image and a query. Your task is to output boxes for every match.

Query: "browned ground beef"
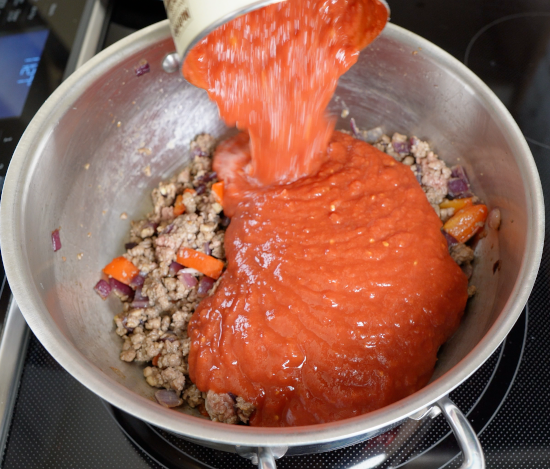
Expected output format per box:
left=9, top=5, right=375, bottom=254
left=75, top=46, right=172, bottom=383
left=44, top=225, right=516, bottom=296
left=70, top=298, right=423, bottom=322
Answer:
left=107, top=129, right=480, bottom=424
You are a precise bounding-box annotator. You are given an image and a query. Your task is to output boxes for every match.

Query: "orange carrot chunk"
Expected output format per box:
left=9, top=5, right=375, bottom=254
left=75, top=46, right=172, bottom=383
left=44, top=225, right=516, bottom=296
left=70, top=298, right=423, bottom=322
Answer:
left=184, top=188, right=196, bottom=194
left=176, top=247, right=225, bottom=279
left=439, top=197, right=474, bottom=212
left=103, top=256, right=140, bottom=285
left=212, top=181, right=224, bottom=206
left=173, top=194, right=185, bottom=216
left=152, top=354, right=160, bottom=367
left=443, top=204, right=488, bottom=243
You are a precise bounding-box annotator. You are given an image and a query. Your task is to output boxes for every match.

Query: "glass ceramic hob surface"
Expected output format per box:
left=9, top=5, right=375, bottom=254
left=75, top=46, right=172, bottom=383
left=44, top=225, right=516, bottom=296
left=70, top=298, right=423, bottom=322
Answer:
left=2, top=0, right=550, bottom=467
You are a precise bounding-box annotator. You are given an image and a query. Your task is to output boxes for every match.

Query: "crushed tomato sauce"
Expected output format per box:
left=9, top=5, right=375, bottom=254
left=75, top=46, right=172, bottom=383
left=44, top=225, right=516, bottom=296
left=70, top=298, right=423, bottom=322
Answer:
left=184, top=0, right=468, bottom=427
left=183, top=0, right=388, bottom=186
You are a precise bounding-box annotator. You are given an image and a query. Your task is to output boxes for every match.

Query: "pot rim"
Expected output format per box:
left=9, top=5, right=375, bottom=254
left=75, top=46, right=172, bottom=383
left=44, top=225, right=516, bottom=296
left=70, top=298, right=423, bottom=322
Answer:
left=0, top=20, right=544, bottom=448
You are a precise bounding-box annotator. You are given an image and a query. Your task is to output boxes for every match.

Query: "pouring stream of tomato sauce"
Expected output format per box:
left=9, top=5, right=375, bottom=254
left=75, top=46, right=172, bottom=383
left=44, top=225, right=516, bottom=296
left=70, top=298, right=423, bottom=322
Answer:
left=183, top=0, right=468, bottom=426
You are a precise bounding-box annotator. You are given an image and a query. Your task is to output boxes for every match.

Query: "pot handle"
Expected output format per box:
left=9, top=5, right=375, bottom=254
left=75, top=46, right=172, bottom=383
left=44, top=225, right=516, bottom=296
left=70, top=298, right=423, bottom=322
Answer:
left=436, top=396, right=485, bottom=469
left=257, top=447, right=277, bottom=469
left=235, top=445, right=287, bottom=468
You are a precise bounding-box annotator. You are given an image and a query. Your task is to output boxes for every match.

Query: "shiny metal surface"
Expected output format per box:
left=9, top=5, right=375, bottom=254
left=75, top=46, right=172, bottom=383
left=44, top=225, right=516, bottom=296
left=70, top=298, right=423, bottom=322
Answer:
left=236, top=446, right=287, bottom=467
left=258, top=447, right=278, bottom=469
left=0, top=20, right=543, bottom=452
left=0, top=300, right=30, bottom=460
left=164, top=0, right=390, bottom=61
left=162, top=52, right=180, bottom=73
left=436, top=396, right=485, bottom=469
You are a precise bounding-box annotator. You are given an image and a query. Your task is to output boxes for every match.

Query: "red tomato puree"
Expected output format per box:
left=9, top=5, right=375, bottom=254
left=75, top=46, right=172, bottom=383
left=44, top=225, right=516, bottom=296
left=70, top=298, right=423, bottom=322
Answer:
left=184, top=0, right=468, bottom=427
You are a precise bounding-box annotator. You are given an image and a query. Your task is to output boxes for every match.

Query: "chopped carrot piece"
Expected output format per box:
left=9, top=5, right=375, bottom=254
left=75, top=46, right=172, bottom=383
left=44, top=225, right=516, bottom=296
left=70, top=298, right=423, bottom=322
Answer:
left=443, top=204, right=488, bottom=243
left=173, top=194, right=185, bottom=216
left=212, top=181, right=224, bottom=206
left=198, top=402, right=209, bottom=417
left=184, top=188, right=196, bottom=194
left=103, top=256, right=140, bottom=285
left=439, top=197, right=474, bottom=211
left=176, top=247, right=225, bottom=279
left=152, top=354, right=160, bottom=367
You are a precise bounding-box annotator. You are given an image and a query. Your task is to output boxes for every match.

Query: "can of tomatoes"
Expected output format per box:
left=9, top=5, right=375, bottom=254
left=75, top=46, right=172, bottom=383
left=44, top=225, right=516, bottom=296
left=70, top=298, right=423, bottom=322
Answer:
left=163, top=0, right=287, bottom=61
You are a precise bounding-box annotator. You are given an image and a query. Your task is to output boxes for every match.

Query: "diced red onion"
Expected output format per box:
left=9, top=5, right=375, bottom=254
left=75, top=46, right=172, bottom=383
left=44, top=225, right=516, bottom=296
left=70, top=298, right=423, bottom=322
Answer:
left=447, top=178, right=471, bottom=199
left=130, top=273, right=146, bottom=289
left=488, top=208, right=501, bottom=230
left=415, top=166, right=422, bottom=184
left=350, top=118, right=360, bottom=138
left=196, top=184, right=206, bottom=195
left=155, top=389, right=183, bottom=408
left=220, top=214, right=231, bottom=227
left=163, top=224, right=174, bottom=234
left=159, top=331, right=178, bottom=342
left=227, top=392, right=237, bottom=403
left=130, top=287, right=149, bottom=308
left=204, top=242, right=212, bottom=256
left=135, top=59, right=150, bottom=77
left=392, top=140, right=410, bottom=154
left=451, top=165, right=470, bottom=184
left=134, top=287, right=148, bottom=301
left=203, top=171, right=218, bottom=183
left=121, top=316, right=134, bottom=333
left=125, top=242, right=137, bottom=250
left=109, top=278, right=134, bottom=300
left=51, top=229, right=62, bottom=252
left=442, top=230, right=458, bottom=247
left=447, top=165, right=472, bottom=199
left=197, top=276, right=215, bottom=297
left=179, top=272, right=198, bottom=288
left=192, top=147, right=208, bottom=158
left=169, top=261, right=184, bottom=276
left=94, top=280, right=111, bottom=300
left=144, top=221, right=159, bottom=232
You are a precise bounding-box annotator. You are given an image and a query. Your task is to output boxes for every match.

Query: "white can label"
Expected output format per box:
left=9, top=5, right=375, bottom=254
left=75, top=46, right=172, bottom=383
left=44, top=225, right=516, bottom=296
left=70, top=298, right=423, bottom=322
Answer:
left=164, top=0, right=287, bottom=59
left=164, top=0, right=192, bottom=40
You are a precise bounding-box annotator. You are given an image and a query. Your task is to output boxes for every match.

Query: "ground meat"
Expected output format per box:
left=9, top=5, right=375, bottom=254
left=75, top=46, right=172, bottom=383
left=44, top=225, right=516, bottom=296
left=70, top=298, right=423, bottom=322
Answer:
left=450, top=243, right=475, bottom=266
left=419, top=151, right=452, bottom=205
left=236, top=397, right=256, bottom=424
left=373, top=132, right=452, bottom=207
left=106, top=130, right=481, bottom=425
left=205, top=390, right=239, bottom=424
left=106, top=135, right=257, bottom=420
left=124, top=238, right=157, bottom=274
left=143, top=365, right=186, bottom=392
left=190, top=133, right=217, bottom=156
left=182, top=385, right=204, bottom=408
left=366, top=127, right=481, bottom=298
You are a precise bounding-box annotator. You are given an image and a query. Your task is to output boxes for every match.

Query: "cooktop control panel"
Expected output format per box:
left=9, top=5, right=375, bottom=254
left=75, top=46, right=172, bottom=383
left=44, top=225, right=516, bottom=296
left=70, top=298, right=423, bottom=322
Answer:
left=0, top=0, right=105, bottom=188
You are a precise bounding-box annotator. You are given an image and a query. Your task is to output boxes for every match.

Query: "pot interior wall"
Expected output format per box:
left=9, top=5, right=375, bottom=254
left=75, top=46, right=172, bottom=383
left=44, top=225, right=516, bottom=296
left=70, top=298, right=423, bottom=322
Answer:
left=19, top=28, right=525, bottom=417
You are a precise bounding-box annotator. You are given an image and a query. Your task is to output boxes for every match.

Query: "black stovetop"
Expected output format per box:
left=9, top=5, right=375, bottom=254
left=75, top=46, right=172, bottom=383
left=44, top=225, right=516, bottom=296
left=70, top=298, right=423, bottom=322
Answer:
left=3, top=0, right=550, bottom=467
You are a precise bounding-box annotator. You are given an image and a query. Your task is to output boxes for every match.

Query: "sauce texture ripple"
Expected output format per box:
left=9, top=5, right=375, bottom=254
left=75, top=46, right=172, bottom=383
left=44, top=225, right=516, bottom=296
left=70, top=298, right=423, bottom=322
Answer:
left=184, top=0, right=468, bottom=426
left=188, top=132, right=468, bottom=426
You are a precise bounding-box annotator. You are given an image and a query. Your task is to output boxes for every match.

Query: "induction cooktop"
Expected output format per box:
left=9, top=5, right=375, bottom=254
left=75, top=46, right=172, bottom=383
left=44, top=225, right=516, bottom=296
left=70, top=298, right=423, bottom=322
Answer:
left=1, top=1, right=550, bottom=468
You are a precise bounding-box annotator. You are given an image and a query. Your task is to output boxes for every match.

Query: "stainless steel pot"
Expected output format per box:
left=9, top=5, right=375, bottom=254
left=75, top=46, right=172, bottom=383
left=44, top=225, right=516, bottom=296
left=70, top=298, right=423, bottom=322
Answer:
left=0, top=20, right=543, bottom=469
left=162, top=0, right=389, bottom=61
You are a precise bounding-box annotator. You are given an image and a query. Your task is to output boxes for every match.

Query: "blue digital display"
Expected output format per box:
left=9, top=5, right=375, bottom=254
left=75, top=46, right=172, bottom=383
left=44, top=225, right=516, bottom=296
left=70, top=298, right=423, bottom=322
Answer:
left=0, top=30, right=50, bottom=120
